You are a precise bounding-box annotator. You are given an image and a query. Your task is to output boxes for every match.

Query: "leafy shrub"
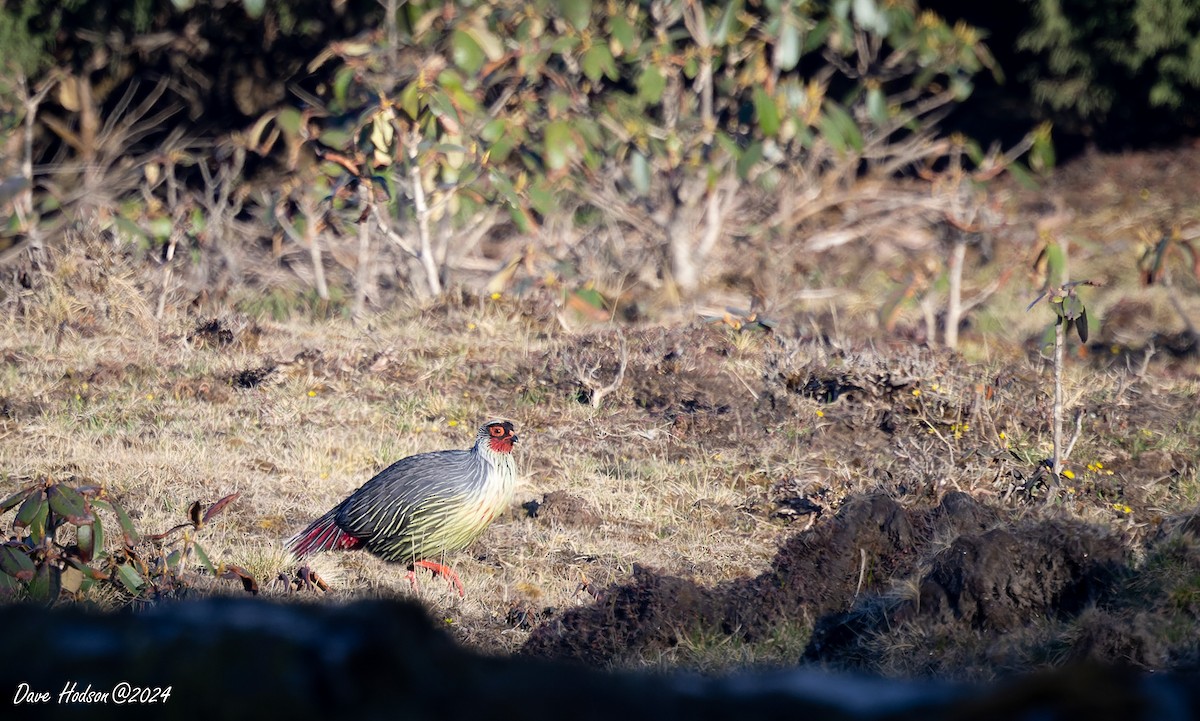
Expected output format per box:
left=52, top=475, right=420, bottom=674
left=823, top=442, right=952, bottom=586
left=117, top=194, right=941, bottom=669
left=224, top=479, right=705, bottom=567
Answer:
left=1018, top=0, right=1200, bottom=122
left=0, top=478, right=253, bottom=603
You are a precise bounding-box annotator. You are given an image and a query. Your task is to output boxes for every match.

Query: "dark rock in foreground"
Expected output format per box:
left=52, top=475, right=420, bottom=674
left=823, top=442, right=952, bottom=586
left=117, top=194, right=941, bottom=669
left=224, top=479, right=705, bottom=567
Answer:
left=0, top=597, right=1197, bottom=721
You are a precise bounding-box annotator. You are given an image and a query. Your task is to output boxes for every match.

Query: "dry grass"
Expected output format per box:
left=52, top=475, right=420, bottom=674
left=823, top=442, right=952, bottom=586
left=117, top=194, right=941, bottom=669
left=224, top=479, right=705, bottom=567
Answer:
left=2, top=148, right=1200, bottom=670
left=0, top=271, right=804, bottom=656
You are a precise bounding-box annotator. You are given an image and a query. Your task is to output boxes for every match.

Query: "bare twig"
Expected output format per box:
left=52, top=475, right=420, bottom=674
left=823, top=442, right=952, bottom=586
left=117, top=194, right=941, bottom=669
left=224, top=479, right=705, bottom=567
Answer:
left=405, top=127, right=442, bottom=297
left=944, top=234, right=966, bottom=348
left=5, top=68, right=60, bottom=260
left=576, top=337, right=629, bottom=410
left=352, top=184, right=374, bottom=320
left=155, top=161, right=183, bottom=320
left=1051, top=318, right=1065, bottom=477
left=276, top=194, right=328, bottom=300
left=853, top=547, right=867, bottom=603
left=1062, top=408, right=1084, bottom=464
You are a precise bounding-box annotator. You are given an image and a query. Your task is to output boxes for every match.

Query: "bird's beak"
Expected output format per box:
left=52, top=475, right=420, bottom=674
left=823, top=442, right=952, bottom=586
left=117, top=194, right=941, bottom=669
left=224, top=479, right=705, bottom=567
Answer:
left=512, top=433, right=520, bottom=444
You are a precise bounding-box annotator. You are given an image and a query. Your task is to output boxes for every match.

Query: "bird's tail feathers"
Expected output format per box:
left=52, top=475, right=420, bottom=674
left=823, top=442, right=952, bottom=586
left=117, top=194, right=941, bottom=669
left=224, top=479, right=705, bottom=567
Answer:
left=288, top=509, right=362, bottom=558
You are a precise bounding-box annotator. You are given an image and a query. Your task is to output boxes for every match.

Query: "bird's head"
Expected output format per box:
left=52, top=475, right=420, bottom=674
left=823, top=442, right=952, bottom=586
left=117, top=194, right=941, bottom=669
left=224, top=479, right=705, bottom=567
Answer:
left=479, top=420, right=518, bottom=454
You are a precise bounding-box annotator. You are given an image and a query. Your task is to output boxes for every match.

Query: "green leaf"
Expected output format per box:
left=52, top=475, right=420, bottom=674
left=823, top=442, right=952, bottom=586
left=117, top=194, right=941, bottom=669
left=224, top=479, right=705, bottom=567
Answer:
left=852, top=0, right=888, bottom=35
left=0, top=545, right=36, bottom=582
left=637, top=66, right=667, bottom=103
left=318, top=128, right=350, bottom=150
left=753, top=87, right=780, bottom=137
left=48, top=484, right=91, bottom=525
left=1043, top=242, right=1066, bottom=287
left=451, top=29, right=486, bottom=74
left=713, top=0, right=743, bottom=46
left=949, top=75, right=973, bottom=101
left=560, top=0, right=593, bottom=31
left=76, top=522, right=97, bottom=563
left=426, top=89, right=460, bottom=123
left=1062, top=294, right=1084, bottom=321
left=27, top=563, right=58, bottom=603
left=332, top=66, right=355, bottom=112
left=465, top=24, right=504, bottom=61
left=866, top=86, right=887, bottom=125
left=550, top=35, right=580, bottom=55
left=116, top=563, right=146, bottom=593
left=399, top=81, right=422, bottom=120
left=736, top=141, right=764, bottom=179
left=528, top=182, right=558, bottom=217
left=0, top=484, right=36, bottom=514
left=65, top=557, right=109, bottom=580
left=14, top=490, right=47, bottom=531
left=92, top=499, right=141, bottom=546
left=609, top=15, right=638, bottom=55
left=544, top=121, right=575, bottom=171
left=1005, top=161, right=1038, bottom=190
left=630, top=151, right=651, bottom=195
left=489, top=133, right=518, bottom=164
left=776, top=17, right=802, bottom=71
left=1031, top=126, right=1056, bottom=174
left=0, top=571, right=21, bottom=594
left=805, top=19, right=831, bottom=52
left=508, top=205, right=533, bottom=233
left=112, top=216, right=147, bottom=243
left=572, top=287, right=606, bottom=310
left=148, top=217, right=173, bottom=240
left=194, top=542, right=216, bottom=575
left=481, top=119, right=507, bottom=143
left=582, top=44, right=617, bottom=82
left=276, top=107, right=303, bottom=136
left=241, top=0, right=265, bottom=18
left=819, top=103, right=864, bottom=154
left=714, top=131, right=740, bottom=159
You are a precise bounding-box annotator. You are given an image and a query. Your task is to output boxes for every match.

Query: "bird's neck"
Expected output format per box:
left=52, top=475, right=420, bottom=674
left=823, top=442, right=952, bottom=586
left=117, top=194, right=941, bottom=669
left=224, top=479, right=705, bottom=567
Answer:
left=475, top=440, right=515, bottom=466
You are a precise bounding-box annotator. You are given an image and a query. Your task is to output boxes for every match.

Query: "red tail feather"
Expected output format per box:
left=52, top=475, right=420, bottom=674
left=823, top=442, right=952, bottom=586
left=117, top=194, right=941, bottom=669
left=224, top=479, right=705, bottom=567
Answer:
left=288, top=510, right=363, bottom=557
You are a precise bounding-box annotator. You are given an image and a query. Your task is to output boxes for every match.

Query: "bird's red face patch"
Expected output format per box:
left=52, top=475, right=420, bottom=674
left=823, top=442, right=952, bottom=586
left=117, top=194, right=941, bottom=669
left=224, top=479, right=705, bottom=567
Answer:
left=486, top=421, right=517, bottom=453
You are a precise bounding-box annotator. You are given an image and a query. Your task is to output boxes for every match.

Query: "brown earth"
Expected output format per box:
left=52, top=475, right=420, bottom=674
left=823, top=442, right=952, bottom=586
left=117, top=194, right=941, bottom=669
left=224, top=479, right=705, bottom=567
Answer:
left=520, top=492, right=1136, bottom=670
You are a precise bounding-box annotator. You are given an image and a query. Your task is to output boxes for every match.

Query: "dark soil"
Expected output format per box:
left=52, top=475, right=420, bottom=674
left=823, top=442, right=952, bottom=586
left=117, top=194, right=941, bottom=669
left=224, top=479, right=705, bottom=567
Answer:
left=522, top=490, right=602, bottom=527
left=520, top=491, right=1200, bottom=677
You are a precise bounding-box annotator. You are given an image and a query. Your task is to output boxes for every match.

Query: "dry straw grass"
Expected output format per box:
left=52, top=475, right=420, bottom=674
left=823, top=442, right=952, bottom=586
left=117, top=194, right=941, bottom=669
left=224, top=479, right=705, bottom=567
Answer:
left=2, top=207, right=1199, bottom=668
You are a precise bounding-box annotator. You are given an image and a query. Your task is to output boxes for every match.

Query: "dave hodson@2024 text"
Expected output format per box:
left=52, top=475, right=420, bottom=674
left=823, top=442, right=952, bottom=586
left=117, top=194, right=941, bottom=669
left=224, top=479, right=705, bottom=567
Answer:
left=13, top=681, right=172, bottom=706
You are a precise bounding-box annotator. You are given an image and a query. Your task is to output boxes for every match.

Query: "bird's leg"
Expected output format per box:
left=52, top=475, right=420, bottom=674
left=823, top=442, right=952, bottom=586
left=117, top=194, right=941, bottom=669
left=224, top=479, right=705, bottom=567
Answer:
left=413, top=560, right=465, bottom=597
left=404, top=567, right=421, bottom=593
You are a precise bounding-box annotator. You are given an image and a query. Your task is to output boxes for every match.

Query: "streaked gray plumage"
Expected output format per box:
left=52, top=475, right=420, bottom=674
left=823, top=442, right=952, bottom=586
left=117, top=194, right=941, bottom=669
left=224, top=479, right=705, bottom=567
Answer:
left=288, top=420, right=519, bottom=594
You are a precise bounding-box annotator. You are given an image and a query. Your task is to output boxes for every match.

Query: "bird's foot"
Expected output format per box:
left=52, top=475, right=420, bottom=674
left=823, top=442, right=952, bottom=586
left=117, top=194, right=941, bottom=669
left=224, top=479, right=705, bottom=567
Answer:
left=413, top=560, right=465, bottom=598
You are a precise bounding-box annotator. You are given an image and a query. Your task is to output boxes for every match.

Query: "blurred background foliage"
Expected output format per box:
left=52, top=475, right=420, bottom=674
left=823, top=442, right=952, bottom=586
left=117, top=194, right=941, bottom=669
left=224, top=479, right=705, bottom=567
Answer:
left=0, top=0, right=1195, bottom=326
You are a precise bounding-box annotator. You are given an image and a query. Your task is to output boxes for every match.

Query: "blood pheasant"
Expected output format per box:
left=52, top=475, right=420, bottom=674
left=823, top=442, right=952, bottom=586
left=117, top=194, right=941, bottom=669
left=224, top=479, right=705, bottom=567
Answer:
left=288, top=420, right=519, bottom=596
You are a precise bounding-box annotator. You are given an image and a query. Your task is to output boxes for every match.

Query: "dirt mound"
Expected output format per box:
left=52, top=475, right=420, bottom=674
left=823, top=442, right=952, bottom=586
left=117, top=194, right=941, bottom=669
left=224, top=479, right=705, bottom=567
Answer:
left=523, top=493, right=974, bottom=664
left=521, top=565, right=726, bottom=665
left=522, top=490, right=602, bottom=527
left=522, top=492, right=1138, bottom=672
left=917, top=523, right=1126, bottom=630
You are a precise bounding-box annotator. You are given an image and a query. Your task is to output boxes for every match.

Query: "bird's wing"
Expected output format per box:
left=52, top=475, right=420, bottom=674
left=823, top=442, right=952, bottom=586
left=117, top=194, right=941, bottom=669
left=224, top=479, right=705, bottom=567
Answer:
left=334, top=449, right=485, bottom=540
